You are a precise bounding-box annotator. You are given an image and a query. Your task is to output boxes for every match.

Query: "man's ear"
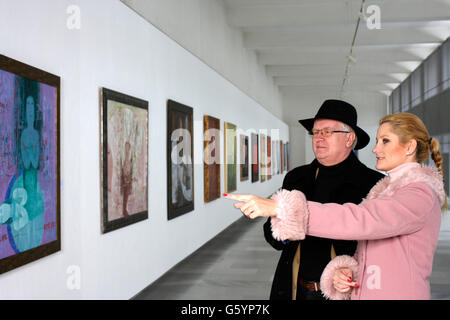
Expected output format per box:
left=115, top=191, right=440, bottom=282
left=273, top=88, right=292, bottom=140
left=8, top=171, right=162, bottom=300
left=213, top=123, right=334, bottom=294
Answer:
left=346, top=132, right=356, bottom=148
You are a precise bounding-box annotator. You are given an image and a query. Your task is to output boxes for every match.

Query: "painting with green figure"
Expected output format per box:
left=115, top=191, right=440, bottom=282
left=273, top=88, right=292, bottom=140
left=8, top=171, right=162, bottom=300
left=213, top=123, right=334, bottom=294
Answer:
left=224, top=122, right=236, bottom=193
left=0, top=54, right=61, bottom=274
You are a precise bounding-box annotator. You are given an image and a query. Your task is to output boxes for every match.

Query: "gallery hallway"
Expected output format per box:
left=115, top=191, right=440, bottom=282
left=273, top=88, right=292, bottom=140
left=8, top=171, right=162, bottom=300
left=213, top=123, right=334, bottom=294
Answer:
left=134, top=211, right=450, bottom=300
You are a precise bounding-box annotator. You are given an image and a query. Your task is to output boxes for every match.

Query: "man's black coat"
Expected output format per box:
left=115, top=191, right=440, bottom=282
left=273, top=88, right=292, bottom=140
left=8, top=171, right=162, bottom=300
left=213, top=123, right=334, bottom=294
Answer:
left=263, top=152, right=384, bottom=300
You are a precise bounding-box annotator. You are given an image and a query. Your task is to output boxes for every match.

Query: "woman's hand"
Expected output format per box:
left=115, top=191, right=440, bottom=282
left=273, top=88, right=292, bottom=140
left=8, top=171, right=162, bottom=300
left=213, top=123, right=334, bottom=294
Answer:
left=333, top=268, right=358, bottom=293
left=223, top=193, right=280, bottom=219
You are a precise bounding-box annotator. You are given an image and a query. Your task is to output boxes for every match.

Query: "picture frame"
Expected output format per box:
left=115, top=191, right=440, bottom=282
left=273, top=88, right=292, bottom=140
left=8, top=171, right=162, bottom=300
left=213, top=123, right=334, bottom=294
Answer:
left=277, top=140, right=281, bottom=175
left=203, top=115, right=220, bottom=203
left=286, top=142, right=290, bottom=172
left=224, top=122, right=237, bottom=193
left=280, top=141, right=284, bottom=173
left=100, top=88, right=148, bottom=233
left=267, top=136, right=272, bottom=180
left=167, top=99, right=194, bottom=220
left=0, top=54, right=61, bottom=274
left=260, top=134, right=266, bottom=182
left=284, top=142, right=288, bottom=172
left=251, top=133, right=259, bottom=183
left=240, top=134, right=249, bottom=181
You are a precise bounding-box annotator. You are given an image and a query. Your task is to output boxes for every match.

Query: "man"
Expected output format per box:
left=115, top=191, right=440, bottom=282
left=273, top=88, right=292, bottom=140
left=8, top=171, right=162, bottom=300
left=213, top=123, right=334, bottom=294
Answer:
left=263, top=99, right=384, bottom=300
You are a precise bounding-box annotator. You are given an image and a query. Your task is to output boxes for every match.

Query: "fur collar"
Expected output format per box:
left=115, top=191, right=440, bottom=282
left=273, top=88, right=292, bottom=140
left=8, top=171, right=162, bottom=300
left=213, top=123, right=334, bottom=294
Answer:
left=365, top=165, right=446, bottom=206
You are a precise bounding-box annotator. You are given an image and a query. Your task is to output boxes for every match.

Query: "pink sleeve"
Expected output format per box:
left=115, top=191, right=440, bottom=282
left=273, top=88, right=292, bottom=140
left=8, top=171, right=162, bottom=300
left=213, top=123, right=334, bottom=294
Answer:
left=307, top=183, right=436, bottom=240
left=320, top=255, right=359, bottom=300
left=270, top=189, right=308, bottom=241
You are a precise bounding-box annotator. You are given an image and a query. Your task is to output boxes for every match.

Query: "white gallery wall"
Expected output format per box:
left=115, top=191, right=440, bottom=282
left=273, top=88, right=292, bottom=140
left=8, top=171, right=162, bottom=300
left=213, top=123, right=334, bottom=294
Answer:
left=0, top=0, right=288, bottom=299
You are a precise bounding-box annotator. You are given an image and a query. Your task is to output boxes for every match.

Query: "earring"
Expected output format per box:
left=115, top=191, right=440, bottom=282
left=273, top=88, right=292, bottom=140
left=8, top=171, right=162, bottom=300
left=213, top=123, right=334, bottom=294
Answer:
left=406, top=152, right=411, bottom=156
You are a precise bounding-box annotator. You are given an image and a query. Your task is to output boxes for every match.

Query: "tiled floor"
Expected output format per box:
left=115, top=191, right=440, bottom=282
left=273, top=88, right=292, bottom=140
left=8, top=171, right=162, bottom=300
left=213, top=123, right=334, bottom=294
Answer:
left=134, top=211, right=450, bottom=300
left=133, top=217, right=279, bottom=300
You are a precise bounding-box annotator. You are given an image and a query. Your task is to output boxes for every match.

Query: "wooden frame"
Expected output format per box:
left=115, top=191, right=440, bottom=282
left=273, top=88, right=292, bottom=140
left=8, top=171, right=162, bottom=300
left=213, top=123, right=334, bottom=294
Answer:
left=0, top=54, right=61, bottom=274
left=224, top=122, right=237, bottom=193
left=267, top=136, right=272, bottom=180
left=251, top=133, right=259, bottom=183
left=100, top=88, right=149, bottom=233
left=240, top=134, right=249, bottom=181
left=260, top=134, right=266, bottom=182
left=167, top=99, right=194, bottom=220
left=203, top=115, right=220, bottom=203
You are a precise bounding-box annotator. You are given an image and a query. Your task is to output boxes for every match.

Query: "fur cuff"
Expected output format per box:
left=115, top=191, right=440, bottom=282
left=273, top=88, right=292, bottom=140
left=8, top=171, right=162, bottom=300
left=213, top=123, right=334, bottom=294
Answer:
left=270, top=189, right=308, bottom=241
left=320, top=255, right=359, bottom=300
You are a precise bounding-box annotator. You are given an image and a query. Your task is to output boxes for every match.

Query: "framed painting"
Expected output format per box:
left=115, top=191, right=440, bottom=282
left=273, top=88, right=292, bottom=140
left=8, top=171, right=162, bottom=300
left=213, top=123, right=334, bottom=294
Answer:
left=167, top=100, right=194, bottom=220
left=203, top=115, right=220, bottom=203
left=260, top=134, right=266, bottom=182
left=224, top=122, right=236, bottom=193
left=100, top=88, right=148, bottom=233
left=240, top=134, right=249, bottom=181
left=0, top=54, right=60, bottom=274
left=280, top=141, right=284, bottom=173
left=267, top=136, right=272, bottom=180
left=286, top=142, right=290, bottom=171
left=284, top=142, right=288, bottom=172
left=251, top=133, right=259, bottom=183
left=277, top=140, right=281, bottom=175
left=273, top=140, right=278, bottom=175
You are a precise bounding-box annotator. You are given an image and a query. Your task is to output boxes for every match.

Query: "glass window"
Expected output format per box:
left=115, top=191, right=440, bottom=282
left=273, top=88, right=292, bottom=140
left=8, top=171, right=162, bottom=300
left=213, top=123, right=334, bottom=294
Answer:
left=424, top=49, right=441, bottom=100
left=411, top=66, right=422, bottom=108
left=443, top=39, right=450, bottom=91
left=400, top=78, right=410, bottom=111
left=391, top=88, right=400, bottom=113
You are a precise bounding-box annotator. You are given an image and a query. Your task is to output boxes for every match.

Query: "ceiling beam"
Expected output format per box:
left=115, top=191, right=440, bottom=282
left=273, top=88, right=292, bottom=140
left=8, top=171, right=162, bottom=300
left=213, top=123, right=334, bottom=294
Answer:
left=225, top=0, right=450, bottom=28
left=243, top=24, right=446, bottom=49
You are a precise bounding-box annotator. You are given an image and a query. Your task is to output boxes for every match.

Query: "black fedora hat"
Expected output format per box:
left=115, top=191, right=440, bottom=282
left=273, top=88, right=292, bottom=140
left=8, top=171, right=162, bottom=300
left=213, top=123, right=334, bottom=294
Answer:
left=298, top=99, right=370, bottom=150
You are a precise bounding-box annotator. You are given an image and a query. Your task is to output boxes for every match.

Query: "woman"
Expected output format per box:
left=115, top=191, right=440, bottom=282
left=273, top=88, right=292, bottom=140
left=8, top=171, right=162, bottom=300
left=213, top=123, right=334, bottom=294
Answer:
left=225, top=113, right=447, bottom=299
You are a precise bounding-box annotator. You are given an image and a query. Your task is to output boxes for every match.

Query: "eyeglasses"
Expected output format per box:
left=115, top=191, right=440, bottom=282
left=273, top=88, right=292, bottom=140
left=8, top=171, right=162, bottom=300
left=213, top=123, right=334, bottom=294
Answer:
left=309, top=128, right=350, bottom=137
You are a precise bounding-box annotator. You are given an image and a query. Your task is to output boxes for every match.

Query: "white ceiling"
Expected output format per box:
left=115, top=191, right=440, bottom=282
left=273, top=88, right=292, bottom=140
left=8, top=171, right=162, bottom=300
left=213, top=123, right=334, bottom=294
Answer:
left=223, top=0, right=450, bottom=101
left=124, top=0, right=450, bottom=126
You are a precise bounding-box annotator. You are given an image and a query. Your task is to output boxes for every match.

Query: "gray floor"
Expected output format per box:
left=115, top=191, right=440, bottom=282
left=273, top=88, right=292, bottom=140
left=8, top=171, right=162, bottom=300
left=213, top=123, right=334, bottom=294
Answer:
left=430, top=212, right=450, bottom=299
left=134, top=212, right=450, bottom=300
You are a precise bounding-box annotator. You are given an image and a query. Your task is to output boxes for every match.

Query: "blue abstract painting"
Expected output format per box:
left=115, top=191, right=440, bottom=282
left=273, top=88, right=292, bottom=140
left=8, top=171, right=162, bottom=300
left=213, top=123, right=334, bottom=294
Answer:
left=0, top=55, right=60, bottom=273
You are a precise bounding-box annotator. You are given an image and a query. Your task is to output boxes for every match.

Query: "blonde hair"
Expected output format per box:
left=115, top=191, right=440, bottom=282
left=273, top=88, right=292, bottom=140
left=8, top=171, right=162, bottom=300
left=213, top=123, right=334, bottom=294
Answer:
left=379, top=112, right=448, bottom=211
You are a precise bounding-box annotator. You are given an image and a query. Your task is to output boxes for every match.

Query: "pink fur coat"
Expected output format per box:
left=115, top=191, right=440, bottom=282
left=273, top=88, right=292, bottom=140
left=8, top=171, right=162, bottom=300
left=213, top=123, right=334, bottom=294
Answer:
left=270, top=162, right=445, bottom=300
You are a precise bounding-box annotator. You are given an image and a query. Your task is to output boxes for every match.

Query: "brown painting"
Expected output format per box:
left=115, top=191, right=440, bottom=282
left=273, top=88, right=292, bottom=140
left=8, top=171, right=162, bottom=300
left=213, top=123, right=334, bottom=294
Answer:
left=204, top=115, right=220, bottom=203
